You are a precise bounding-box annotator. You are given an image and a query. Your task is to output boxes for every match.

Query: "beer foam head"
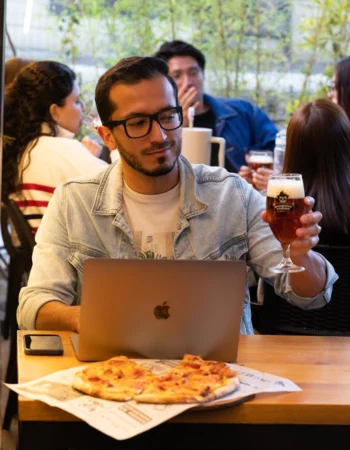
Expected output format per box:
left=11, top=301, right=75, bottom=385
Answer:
left=267, top=178, right=305, bottom=199
left=249, top=155, right=273, bottom=164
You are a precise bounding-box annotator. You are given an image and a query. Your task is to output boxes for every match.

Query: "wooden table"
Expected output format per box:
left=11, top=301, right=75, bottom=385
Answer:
left=16, top=331, right=350, bottom=449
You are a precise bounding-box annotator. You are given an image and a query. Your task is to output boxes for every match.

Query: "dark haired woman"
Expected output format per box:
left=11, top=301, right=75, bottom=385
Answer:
left=328, top=55, right=350, bottom=120
left=3, top=60, right=108, bottom=233
left=283, top=98, right=350, bottom=245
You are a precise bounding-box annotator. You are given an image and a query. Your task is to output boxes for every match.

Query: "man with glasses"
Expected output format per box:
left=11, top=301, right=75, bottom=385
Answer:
left=154, top=40, right=278, bottom=173
left=18, top=56, right=336, bottom=334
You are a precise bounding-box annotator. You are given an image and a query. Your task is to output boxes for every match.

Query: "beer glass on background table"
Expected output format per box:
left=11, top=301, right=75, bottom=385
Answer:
left=266, top=174, right=306, bottom=273
left=247, top=151, right=273, bottom=189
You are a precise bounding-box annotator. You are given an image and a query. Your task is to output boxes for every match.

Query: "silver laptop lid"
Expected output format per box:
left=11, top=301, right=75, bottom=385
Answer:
left=74, top=259, right=246, bottom=362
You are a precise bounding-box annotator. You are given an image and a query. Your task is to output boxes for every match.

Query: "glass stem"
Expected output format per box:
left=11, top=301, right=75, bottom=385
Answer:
left=282, top=243, right=292, bottom=263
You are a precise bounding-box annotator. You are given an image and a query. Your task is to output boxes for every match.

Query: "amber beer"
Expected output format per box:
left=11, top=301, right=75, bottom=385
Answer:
left=248, top=151, right=273, bottom=188
left=248, top=154, right=274, bottom=172
left=266, top=178, right=305, bottom=245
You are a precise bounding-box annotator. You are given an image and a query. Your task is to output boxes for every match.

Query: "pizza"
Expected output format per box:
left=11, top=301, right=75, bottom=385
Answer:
left=72, top=354, right=240, bottom=404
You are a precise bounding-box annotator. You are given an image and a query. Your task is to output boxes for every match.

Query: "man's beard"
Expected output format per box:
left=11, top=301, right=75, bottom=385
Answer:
left=116, top=139, right=181, bottom=177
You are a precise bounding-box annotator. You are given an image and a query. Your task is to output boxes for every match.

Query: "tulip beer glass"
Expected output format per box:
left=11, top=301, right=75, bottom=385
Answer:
left=266, top=174, right=306, bottom=273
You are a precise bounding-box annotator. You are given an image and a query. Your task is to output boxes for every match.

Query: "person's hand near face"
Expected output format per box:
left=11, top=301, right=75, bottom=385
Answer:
left=177, top=84, right=200, bottom=127
left=167, top=56, right=205, bottom=127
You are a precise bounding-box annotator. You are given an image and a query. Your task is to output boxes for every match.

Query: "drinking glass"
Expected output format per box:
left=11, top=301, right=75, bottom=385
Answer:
left=247, top=150, right=273, bottom=188
left=83, top=100, right=102, bottom=134
left=266, top=174, right=306, bottom=273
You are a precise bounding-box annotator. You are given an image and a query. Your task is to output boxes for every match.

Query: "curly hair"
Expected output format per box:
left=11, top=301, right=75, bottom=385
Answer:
left=2, top=60, right=76, bottom=200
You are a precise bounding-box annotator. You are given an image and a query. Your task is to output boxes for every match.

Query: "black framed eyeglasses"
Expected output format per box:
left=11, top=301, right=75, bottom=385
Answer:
left=327, top=83, right=336, bottom=93
left=103, top=106, right=183, bottom=139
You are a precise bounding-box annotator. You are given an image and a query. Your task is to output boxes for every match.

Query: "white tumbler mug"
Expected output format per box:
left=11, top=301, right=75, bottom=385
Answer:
left=181, top=127, right=226, bottom=167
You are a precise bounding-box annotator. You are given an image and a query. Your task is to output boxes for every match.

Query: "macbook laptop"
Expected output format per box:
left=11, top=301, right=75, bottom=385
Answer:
left=71, top=258, right=246, bottom=362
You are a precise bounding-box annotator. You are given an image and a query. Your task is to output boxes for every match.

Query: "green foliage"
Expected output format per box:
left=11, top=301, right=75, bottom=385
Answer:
left=57, top=2, right=81, bottom=66
left=50, top=0, right=350, bottom=124
left=291, top=0, right=350, bottom=114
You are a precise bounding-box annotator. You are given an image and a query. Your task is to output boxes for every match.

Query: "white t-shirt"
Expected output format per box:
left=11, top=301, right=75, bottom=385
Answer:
left=123, top=182, right=180, bottom=259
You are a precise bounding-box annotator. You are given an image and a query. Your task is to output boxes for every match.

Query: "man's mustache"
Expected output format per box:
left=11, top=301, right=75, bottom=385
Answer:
left=142, top=141, right=175, bottom=155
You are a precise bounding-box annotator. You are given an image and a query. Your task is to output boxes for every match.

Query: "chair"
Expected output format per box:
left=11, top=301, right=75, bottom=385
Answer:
left=1, top=199, right=35, bottom=430
left=253, top=245, right=350, bottom=336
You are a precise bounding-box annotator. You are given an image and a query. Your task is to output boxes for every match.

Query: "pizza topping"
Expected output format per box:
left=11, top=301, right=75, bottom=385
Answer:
left=72, top=354, right=239, bottom=404
left=132, top=368, right=145, bottom=378
left=87, top=376, right=102, bottom=382
left=200, top=385, right=211, bottom=397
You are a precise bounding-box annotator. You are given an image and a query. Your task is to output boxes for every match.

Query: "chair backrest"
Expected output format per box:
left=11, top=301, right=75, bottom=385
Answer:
left=1, top=199, right=35, bottom=272
left=258, top=245, right=350, bottom=336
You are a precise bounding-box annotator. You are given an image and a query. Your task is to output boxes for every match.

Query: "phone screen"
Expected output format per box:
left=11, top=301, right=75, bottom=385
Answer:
left=24, top=334, right=64, bottom=355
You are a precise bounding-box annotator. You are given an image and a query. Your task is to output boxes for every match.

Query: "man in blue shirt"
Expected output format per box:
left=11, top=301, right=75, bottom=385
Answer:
left=154, top=40, right=278, bottom=173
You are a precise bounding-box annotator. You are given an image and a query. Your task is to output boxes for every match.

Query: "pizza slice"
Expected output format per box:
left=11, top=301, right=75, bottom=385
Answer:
left=133, top=354, right=240, bottom=404
left=72, top=355, right=158, bottom=401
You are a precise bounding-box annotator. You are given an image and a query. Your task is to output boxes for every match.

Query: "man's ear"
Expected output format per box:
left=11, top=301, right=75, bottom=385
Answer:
left=49, top=104, right=60, bottom=123
left=98, top=126, right=118, bottom=150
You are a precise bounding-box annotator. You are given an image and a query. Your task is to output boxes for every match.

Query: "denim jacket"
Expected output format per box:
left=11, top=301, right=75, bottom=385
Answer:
left=204, top=94, right=278, bottom=172
left=18, top=156, right=337, bottom=333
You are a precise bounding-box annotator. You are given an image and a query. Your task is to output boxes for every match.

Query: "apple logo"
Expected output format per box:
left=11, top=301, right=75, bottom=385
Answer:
left=153, top=301, right=170, bottom=320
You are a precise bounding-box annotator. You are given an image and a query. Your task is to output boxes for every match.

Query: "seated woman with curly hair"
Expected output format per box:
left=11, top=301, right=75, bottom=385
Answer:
left=3, top=60, right=108, bottom=234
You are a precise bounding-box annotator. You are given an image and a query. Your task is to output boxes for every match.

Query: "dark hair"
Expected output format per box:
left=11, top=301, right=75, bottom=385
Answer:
left=335, top=55, right=350, bottom=120
left=5, top=57, right=34, bottom=86
left=283, top=98, right=350, bottom=235
left=95, top=56, right=179, bottom=124
left=2, top=60, right=76, bottom=200
left=154, top=40, right=206, bottom=71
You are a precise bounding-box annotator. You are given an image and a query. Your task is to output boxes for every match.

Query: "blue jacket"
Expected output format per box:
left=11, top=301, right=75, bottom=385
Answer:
left=18, top=157, right=337, bottom=334
left=204, top=94, right=278, bottom=172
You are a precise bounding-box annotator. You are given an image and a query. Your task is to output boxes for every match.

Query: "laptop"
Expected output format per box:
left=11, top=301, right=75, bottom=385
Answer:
left=71, top=258, right=246, bottom=362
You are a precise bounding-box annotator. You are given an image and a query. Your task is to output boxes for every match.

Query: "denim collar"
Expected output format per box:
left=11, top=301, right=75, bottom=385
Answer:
left=91, top=155, right=208, bottom=219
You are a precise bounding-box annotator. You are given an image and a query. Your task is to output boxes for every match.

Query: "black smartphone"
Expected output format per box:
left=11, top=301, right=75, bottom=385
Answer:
left=23, top=334, right=64, bottom=356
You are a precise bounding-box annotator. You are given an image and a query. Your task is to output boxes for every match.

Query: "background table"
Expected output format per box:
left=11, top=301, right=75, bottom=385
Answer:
left=16, top=331, right=350, bottom=449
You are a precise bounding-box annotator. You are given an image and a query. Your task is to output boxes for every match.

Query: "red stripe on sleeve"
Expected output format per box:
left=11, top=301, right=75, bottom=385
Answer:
left=16, top=200, right=49, bottom=207
left=20, top=183, right=55, bottom=193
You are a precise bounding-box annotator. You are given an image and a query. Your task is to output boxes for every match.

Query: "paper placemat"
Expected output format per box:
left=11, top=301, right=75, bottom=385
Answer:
left=5, top=359, right=301, bottom=441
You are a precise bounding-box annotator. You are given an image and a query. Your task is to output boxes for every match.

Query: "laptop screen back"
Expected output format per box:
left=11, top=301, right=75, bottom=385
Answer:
left=73, top=259, right=246, bottom=362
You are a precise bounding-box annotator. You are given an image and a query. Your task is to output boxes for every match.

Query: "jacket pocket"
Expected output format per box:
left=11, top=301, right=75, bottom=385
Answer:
left=68, top=246, right=109, bottom=274
left=205, top=235, right=248, bottom=261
